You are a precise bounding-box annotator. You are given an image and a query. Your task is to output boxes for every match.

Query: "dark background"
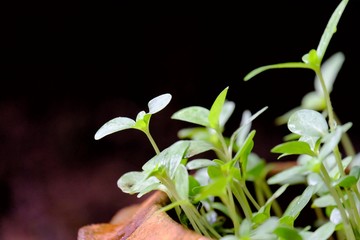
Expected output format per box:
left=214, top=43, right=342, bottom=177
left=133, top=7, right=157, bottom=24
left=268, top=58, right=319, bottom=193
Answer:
left=1, top=1, right=359, bottom=239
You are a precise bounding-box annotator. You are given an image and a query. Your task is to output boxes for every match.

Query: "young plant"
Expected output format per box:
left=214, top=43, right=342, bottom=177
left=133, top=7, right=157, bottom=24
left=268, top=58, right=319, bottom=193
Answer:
left=245, top=0, right=360, bottom=239
left=94, top=0, right=359, bottom=239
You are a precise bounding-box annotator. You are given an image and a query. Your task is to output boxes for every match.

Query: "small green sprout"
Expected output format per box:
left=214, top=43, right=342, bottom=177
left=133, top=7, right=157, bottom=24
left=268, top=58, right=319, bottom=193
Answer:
left=94, top=93, right=172, bottom=153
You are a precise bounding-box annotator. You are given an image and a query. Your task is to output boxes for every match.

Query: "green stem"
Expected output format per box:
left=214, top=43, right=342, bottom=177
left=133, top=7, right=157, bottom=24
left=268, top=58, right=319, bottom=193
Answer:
left=260, top=180, right=283, bottom=217
left=315, top=69, right=346, bottom=176
left=144, top=130, right=160, bottom=154
left=217, top=131, right=232, bottom=161
left=333, top=112, right=356, bottom=157
left=225, top=185, right=241, bottom=238
left=240, top=181, right=260, bottom=210
left=159, top=175, right=220, bottom=239
left=320, top=163, right=356, bottom=240
left=231, top=182, right=253, bottom=220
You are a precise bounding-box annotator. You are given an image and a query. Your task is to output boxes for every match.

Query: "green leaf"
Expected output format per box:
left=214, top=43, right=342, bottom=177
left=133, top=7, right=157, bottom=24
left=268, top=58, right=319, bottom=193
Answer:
left=255, top=184, right=289, bottom=221
left=94, top=117, right=135, bottom=140
left=252, top=217, right=279, bottom=237
left=316, top=0, right=349, bottom=61
left=319, top=127, right=342, bottom=160
left=207, top=165, right=223, bottom=180
left=283, top=185, right=316, bottom=219
left=171, top=106, right=210, bottom=127
left=195, top=177, right=227, bottom=201
left=349, top=165, right=360, bottom=179
left=314, top=52, right=345, bottom=95
left=209, top=87, right=229, bottom=130
left=271, top=141, right=316, bottom=157
left=308, top=221, right=335, bottom=240
left=188, top=175, right=201, bottom=198
left=312, top=194, right=336, bottom=208
left=239, top=219, right=252, bottom=237
left=329, top=208, right=342, bottom=224
left=175, top=164, right=189, bottom=200
left=143, top=141, right=190, bottom=179
left=177, top=127, right=210, bottom=140
left=274, top=225, right=302, bottom=240
left=332, top=175, right=357, bottom=188
left=147, top=93, right=172, bottom=114
left=219, top=101, right=235, bottom=128
left=133, top=112, right=151, bottom=132
left=288, top=109, right=328, bottom=137
left=185, top=140, right=214, bottom=158
left=186, top=159, right=216, bottom=170
left=117, top=171, right=159, bottom=195
left=267, top=165, right=306, bottom=185
left=302, top=49, right=320, bottom=68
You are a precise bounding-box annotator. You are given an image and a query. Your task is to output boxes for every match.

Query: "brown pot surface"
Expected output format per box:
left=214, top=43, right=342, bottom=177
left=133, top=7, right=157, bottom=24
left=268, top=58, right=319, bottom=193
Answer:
left=77, top=191, right=210, bottom=240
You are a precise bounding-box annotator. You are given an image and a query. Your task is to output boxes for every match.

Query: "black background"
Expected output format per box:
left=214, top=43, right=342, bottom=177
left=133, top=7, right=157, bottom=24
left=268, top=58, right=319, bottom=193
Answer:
left=1, top=1, right=359, bottom=239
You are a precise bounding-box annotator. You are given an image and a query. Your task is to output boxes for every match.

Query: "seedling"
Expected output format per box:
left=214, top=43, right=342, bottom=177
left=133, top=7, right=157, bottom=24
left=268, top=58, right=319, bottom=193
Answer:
left=95, top=0, right=359, bottom=239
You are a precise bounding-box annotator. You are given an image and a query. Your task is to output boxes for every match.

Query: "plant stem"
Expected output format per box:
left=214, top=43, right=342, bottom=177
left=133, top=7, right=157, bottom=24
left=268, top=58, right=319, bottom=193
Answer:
left=231, top=182, right=253, bottom=220
left=225, top=185, right=241, bottom=238
left=144, top=130, right=160, bottom=154
left=159, top=175, right=220, bottom=239
left=320, top=163, right=356, bottom=240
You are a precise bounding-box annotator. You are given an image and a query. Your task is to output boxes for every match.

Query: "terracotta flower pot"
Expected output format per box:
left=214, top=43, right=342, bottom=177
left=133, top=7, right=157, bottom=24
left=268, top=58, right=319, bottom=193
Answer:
left=77, top=161, right=296, bottom=240
left=77, top=190, right=209, bottom=240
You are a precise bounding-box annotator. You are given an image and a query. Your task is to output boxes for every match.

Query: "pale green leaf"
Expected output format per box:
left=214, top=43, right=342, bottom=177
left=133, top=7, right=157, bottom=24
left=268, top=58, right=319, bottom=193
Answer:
left=142, top=141, right=190, bottom=179
left=186, top=159, right=216, bottom=170
left=308, top=221, right=335, bottom=240
left=316, top=0, right=349, bottom=61
left=283, top=185, right=316, bottom=219
left=252, top=217, right=279, bottom=236
left=329, top=208, right=342, bottom=224
left=301, top=91, right=325, bottom=110
left=288, top=109, right=328, bottom=137
left=148, top=93, right=172, bottom=114
left=219, top=101, right=235, bottom=128
left=171, top=106, right=210, bottom=127
left=94, top=117, right=135, bottom=140
left=185, top=140, right=213, bottom=158
left=117, top=171, right=159, bottom=195
left=312, top=194, right=336, bottom=208
left=267, top=165, right=306, bottom=185
left=314, top=52, right=345, bottom=94
left=174, top=164, right=189, bottom=200
left=319, top=127, right=342, bottom=159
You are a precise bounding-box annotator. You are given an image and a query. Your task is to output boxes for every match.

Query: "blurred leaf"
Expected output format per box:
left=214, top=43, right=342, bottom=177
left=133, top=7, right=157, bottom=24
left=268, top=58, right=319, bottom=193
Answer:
left=195, top=177, right=227, bottom=201
left=274, top=225, right=302, bottom=240
left=332, top=175, right=357, bottom=188
left=267, top=165, right=306, bottom=185
left=187, top=159, right=216, bottom=170
left=308, top=221, right=336, bottom=240
left=171, top=106, right=210, bottom=127
left=175, top=164, right=189, bottom=200
left=312, top=194, right=336, bottom=208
